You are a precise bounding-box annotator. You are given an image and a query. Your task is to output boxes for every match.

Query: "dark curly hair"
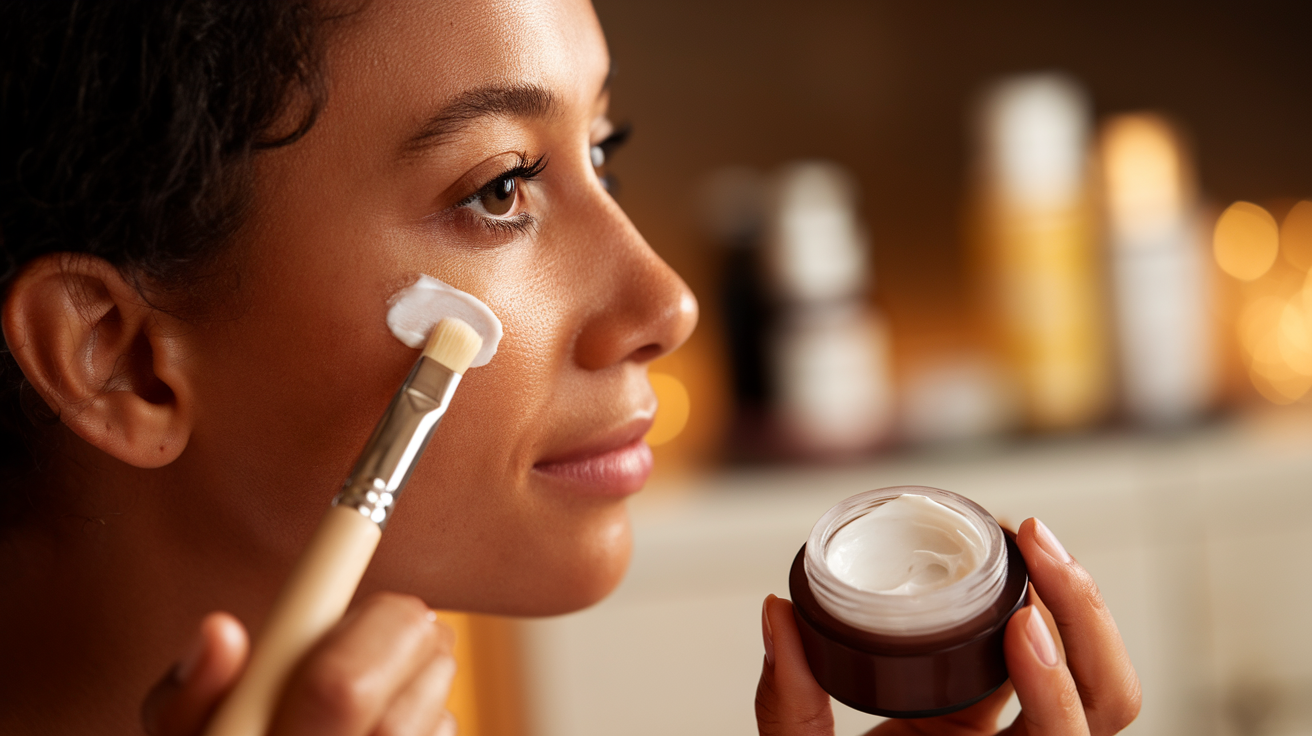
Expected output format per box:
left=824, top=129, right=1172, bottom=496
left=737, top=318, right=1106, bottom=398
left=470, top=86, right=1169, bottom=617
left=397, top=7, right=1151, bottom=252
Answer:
left=0, top=0, right=331, bottom=522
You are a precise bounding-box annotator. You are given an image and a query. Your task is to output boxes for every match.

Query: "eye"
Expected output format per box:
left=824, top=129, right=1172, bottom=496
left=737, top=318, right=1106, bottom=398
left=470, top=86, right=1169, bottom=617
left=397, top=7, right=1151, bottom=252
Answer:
left=591, top=122, right=631, bottom=195
left=450, top=153, right=548, bottom=239
left=456, top=153, right=547, bottom=222
left=479, top=176, right=518, bottom=216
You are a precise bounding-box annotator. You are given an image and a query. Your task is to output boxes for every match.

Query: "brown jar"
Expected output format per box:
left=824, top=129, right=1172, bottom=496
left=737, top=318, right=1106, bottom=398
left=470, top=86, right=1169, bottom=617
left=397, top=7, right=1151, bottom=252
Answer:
left=788, top=486, right=1029, bottom=718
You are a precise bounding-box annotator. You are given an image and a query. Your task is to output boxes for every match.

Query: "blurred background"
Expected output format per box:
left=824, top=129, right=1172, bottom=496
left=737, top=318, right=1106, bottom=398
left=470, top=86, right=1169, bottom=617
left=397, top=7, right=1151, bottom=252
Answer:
left=443, top=2, right=1312, bottom=734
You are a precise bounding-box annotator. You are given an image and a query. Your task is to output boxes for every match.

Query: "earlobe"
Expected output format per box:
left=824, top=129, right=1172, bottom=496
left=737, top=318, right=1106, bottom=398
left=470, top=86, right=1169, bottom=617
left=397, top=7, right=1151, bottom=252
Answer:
left=1, top=253, right=194, bottom=469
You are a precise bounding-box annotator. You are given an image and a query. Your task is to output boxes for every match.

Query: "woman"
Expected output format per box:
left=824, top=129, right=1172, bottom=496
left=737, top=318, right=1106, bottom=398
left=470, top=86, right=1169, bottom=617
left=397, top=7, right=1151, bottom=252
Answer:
left=0, top=1, right=1140, bottom=734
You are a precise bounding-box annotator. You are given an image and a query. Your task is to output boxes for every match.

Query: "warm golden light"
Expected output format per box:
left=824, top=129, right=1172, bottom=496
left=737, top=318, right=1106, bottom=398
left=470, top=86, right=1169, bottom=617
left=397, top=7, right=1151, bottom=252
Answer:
left=1214, top=201, right=1279, bottom=281
left=1101, top=114, right=1184, bottom=244
left=645, top=372, right=691, bottom=447
left=1249, top=359, right=1312, bottom=404
left=1279, top=301, right=1312, bottom=375
left=1281, top=200, right=1312, bottom=271
left=1238, top=295, right=1284, bottom=361
left=1237, top=283, right=1312, bottom=404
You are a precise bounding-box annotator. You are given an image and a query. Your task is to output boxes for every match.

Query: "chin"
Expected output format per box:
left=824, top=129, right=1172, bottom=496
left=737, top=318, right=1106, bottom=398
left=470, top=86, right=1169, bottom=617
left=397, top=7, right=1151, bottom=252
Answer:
left=489, top=512, right=635, bottom=617
left=375, top=506, right=635, bottom=617
left=542, top=538, right=633, bottom=615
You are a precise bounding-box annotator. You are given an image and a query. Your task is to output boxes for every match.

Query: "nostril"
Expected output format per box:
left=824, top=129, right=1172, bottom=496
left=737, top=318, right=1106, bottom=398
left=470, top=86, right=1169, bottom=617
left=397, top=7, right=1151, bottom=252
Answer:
left=629, top=343, right=663, bottom=364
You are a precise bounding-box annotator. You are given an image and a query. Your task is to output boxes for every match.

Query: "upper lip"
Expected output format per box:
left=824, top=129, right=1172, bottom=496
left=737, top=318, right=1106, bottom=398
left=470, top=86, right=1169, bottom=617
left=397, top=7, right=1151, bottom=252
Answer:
left=533, top=416, right=655, bottom=467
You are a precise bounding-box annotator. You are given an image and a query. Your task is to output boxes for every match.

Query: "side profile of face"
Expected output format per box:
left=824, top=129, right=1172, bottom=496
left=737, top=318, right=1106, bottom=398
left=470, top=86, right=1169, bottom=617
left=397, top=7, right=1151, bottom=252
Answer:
left=138, top=0, right=695, bottom=616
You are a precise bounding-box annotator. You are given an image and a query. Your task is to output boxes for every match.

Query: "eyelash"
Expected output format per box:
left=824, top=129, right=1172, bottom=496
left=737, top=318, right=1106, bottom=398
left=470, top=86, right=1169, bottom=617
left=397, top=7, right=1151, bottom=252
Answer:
left=455, top=153, right=549, bottom=236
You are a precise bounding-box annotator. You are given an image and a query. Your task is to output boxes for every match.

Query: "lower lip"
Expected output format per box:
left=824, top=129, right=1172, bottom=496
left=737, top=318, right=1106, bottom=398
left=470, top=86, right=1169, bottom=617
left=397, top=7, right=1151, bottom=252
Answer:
left=532, top=438, right=654, bottom=497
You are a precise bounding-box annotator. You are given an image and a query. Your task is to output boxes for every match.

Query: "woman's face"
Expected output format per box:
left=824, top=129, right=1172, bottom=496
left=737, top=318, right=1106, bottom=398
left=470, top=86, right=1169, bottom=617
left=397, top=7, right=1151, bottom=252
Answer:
left=173, top=0, right=696, bottom=615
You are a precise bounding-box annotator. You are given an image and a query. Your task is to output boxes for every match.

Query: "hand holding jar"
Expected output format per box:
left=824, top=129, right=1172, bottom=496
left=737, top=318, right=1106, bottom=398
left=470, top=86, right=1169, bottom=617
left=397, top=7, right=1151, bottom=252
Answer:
left=755, top=490, right=1141, bottom=736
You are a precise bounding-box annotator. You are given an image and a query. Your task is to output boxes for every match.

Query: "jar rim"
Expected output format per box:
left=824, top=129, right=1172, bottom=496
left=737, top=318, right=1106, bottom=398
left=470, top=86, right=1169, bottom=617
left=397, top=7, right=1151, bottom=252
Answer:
left=803, top=486, right=1008, bottom=636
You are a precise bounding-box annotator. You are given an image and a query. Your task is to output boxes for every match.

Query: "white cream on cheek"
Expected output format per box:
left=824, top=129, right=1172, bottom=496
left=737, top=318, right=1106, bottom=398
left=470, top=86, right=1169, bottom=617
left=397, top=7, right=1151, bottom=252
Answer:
left=385, top=274, right=503, bottom=367
left=825, top=494, right=987, bottom=596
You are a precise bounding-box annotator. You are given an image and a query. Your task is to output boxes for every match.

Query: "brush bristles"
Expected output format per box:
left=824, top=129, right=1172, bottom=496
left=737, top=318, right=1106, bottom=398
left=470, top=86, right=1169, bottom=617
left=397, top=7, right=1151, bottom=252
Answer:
left=423, top=318, right=483, bottom=374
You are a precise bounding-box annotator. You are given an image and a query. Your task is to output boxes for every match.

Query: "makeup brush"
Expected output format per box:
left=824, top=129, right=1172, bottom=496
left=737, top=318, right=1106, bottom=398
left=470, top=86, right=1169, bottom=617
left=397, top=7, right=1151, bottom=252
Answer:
left=203, top=317, right=484, bottom=736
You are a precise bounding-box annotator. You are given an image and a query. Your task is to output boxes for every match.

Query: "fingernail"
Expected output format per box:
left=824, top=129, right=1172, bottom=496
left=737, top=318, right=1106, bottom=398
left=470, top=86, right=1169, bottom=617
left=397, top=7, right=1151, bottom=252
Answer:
left=761, top=596, right=776, bottom=667
left=1026, top=607, right=1059, bottom=667
left=176, top=628, right=207, bottom=683
left=426, top=609, right=439, bottom=624
left=1034, top=519, right=1071, bottom=563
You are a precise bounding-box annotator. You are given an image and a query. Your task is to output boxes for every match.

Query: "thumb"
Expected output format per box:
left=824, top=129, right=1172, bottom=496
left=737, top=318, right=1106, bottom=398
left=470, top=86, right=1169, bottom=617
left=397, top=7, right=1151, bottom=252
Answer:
left=756, top=595, right=835, bottom=736
left=142, top=612, right=250, bottom=736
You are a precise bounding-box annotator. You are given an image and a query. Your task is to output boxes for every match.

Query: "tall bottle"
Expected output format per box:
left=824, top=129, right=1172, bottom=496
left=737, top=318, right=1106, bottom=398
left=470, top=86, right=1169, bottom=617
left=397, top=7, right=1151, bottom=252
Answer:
left=971, top=73, right=1110, bottom=431
left=1100, top=113, right=1213, bottom=426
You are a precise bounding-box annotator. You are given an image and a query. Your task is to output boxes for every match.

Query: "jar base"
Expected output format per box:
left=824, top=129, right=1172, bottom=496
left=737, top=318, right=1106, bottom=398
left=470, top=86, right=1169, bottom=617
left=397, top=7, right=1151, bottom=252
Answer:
left=830, top=679, right=1006, bottom=720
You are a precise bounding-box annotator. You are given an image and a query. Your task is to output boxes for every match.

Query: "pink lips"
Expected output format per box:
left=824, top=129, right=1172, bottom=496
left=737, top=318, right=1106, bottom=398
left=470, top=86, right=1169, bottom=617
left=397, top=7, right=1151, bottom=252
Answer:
left=532, top=420, right=655, bottom=497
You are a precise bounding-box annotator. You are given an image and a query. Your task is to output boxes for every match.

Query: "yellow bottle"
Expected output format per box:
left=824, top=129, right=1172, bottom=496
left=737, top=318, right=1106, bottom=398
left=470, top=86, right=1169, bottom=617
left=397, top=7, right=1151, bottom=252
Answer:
left=971, top=74, right=1110, bottom=431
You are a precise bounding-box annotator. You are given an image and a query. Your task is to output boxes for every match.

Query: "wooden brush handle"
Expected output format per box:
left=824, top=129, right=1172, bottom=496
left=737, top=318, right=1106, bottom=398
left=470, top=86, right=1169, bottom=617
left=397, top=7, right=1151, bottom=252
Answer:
left=202, top=504, right=382, bottom=736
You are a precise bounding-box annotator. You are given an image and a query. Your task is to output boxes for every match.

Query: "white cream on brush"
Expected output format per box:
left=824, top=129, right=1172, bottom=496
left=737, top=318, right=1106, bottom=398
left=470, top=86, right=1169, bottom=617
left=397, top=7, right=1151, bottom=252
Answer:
left=825, top=494, right=988, bottom=595
left=386, top=274, right=502, bottom=366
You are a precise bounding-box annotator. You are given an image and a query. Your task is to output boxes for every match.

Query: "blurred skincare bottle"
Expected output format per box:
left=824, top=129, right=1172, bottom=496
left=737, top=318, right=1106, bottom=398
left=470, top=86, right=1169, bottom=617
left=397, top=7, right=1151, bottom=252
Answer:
left=763, top=161, right=894, bottom=456
left=1100, top=113, right=1213, bottom=426
left=699, top=166, right=773, bottom=454
left=973, top=73, right=1110, bottom=431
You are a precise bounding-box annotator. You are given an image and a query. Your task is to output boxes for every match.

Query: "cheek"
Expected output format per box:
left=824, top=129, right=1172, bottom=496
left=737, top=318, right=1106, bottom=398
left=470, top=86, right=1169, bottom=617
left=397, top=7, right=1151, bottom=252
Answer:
left=179, top=262, right=412, bottom=554
left=370, top=247, right=635, bottom=612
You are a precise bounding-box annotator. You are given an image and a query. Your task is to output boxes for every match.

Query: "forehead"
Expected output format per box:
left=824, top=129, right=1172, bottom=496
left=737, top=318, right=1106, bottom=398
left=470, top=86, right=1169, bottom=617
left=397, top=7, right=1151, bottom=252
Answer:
left=328, top=0, right=610, bottom=119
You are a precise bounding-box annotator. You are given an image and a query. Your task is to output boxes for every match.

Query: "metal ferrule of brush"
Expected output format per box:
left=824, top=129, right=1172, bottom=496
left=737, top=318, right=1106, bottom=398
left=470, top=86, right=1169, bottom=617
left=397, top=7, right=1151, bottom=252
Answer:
left=335, top=356, right=462, bottom=528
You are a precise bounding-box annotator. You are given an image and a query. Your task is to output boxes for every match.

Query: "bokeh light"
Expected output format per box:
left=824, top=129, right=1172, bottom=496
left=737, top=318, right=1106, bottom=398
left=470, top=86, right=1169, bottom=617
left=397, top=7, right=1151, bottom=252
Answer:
left=1281, top=200, right=1312, bottom=271
left=645, top=372, right=691, bottom=447
left=1214, top=201, right=1279, bottom=281
left=1238, top=295, right=1284, bottom=364
left=1279, top=301, right=1312, bottom=375
left=1232, top=211, right=1312, bottom=405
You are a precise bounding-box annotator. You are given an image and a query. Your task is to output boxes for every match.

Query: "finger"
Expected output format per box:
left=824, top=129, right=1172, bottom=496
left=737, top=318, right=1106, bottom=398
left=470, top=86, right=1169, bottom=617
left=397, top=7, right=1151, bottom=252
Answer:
left=142, top=612, right=249, bottom=736
left=271, top=593, right=449, bottom=736
left=370, top=653, right=457, bottom=736
left=755, top=594, right=834, bottom=736
left=1002, top=605, right=1088, bottom=736
left=1017, top=519, right=1142, bottom=734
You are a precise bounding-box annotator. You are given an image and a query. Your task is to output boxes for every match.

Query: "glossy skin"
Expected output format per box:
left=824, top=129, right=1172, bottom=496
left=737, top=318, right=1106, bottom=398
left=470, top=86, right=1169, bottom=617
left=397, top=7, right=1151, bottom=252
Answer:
left=0, top=0, right=693, bottom=732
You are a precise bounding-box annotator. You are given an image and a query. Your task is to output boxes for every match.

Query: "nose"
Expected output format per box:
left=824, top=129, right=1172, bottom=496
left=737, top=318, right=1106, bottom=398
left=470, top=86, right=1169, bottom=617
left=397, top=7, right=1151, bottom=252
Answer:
left=571, top=197, right=699, bottom=371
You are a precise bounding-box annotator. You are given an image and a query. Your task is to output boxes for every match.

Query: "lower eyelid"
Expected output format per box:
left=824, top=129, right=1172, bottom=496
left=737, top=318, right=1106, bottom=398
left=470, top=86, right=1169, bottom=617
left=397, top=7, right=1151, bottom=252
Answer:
left=478, top=212, right=536, bottom=239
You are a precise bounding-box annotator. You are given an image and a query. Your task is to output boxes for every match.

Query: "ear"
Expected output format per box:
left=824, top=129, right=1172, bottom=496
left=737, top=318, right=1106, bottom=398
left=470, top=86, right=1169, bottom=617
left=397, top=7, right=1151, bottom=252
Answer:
left=1, top=253, right=194, bottom=468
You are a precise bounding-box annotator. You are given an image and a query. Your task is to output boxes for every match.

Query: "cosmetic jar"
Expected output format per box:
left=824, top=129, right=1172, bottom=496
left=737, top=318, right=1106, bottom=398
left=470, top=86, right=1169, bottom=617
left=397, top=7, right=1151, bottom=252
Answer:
left=789, top=486, right=1028, bottom=718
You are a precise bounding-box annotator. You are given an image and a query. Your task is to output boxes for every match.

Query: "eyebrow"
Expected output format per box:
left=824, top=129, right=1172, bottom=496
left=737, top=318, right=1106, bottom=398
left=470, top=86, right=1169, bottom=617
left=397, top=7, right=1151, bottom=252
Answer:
left=402, top=84, right=560, bottom=155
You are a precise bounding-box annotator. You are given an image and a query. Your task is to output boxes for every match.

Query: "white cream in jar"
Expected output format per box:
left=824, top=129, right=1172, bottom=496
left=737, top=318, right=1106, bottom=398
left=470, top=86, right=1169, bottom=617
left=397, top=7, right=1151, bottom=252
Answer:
left=825, top=494, right=988, bottom=596
left=804, top=487, right=1008, bottom=635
